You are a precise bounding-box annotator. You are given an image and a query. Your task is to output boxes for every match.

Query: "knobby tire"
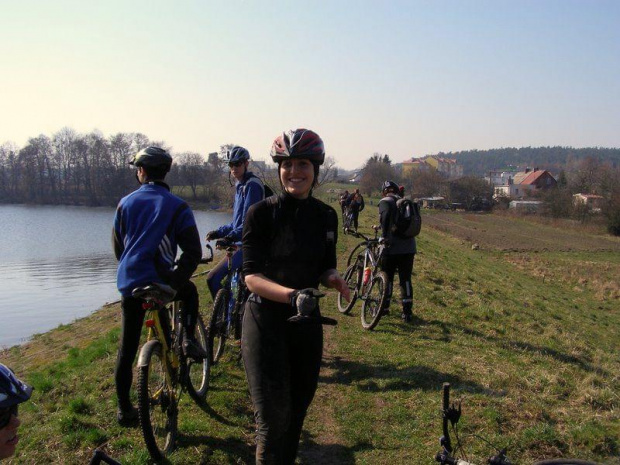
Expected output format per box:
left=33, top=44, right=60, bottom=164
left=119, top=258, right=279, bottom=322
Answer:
left=338, top=263, right=360, bottom=314
left=346, top=241, right=366, bottom=267
left=137, top=340, right=178, bottom=461
left=185, top=314, right=210, bottom=404
left=209, top=289, right=229, bottom=364
left=361, top=271, right=389, bottom=330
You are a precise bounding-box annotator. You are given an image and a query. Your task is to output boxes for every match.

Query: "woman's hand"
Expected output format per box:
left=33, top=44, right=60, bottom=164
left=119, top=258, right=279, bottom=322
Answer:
left=322, top=270, right=351, bottom=302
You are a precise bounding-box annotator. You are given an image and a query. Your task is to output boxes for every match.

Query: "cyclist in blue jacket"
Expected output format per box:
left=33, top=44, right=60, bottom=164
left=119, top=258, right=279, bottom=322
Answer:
left=112, top=146, right=206, bottom=426
left=205, top=146, right=265, bottom=299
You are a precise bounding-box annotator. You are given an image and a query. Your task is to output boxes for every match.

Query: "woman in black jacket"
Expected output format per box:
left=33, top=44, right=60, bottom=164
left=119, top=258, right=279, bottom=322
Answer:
left=241, top=129, right=350, bottom=464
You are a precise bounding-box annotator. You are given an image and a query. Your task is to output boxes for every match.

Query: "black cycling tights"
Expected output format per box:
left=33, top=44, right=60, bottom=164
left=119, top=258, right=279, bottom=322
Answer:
left=242, top=299, right=323, bottom=464
left=114, top=281, right=198, bottom=411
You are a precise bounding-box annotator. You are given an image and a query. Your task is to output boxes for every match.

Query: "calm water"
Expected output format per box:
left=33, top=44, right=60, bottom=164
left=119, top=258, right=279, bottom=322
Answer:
left=0, top=204, right=231, bottom=348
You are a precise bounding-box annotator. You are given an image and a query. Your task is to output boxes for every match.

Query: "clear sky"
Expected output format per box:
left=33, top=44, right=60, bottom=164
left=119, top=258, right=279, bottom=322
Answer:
left=1, top=0, right=619, bottom=169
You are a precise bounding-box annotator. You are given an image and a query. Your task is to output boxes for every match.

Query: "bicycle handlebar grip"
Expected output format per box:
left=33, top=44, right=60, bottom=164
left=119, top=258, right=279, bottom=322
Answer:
left=443, top=383, right=450, bottom=411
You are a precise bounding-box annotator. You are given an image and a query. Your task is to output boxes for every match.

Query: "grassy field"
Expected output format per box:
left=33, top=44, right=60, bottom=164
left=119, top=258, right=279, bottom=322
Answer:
left=2, top=206, right=618, bottom=464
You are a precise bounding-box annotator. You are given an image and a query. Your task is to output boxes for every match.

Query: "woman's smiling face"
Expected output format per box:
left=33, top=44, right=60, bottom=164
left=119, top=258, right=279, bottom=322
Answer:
left=280, top=158, right=315, bottom=199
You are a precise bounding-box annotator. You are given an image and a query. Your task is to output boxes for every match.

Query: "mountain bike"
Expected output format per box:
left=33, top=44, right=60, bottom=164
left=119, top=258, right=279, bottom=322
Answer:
left=207, top=240, right=248, bottom=364
left=132, top=250, right=212, bottom=461
left=338, top=227, right=389, bottom=330
left=435, top=383, right=601, bottom=465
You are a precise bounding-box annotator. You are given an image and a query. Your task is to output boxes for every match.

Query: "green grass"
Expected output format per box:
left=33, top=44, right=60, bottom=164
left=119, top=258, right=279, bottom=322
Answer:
left=2, top=203, right=618, bottom=464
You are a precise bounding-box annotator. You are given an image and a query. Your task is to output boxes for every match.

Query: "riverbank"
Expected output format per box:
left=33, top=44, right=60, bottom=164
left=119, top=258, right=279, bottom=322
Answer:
left=2, top=209, right=618, bottom=464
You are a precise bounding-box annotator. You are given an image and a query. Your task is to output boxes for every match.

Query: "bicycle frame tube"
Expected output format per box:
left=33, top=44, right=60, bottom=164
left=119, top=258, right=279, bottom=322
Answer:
left=144, top=306, right=180, bottom=388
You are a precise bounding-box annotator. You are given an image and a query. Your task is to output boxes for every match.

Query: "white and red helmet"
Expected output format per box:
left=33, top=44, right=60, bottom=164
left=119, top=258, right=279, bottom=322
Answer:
left=270, top=129, right=325, bottom=165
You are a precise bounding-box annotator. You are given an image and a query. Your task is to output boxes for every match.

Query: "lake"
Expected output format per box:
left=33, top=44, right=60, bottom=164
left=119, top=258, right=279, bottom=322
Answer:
left=0, top=204, right=231, bottom=348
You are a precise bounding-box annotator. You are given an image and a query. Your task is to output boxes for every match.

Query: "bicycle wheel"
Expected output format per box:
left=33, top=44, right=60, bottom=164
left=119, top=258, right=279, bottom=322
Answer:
left=338, top=263, right=359, bottom=314
left=361, top=271, right=388, bottom=330
left=185, top=314, right=210, bottom=404
left=208, top=289, right=228, bottom=364
left=346, top=241, right=366, bottom=267
left=137, top=340, right=178, bottom=461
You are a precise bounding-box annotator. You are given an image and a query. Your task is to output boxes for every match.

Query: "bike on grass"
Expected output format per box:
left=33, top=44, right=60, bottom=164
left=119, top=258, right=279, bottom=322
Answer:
left=131, top=246, right=213, bottom=461
left=338, top=226, right=389, bottom=330
left=435, top=383, right=601, bottom=465
left=207, top=239, right=249, bottom=365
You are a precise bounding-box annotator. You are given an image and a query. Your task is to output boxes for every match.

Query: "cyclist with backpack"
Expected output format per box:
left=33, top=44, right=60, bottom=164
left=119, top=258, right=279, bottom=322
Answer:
left=379, top=180, right=418, bottom=323
left=0, top=363, right=32, bottom=460
left=205, top=146, right=268, bottom=300
left=113, top=147, right=206, bottom=426
left=241, top=129, right=350, bottom=464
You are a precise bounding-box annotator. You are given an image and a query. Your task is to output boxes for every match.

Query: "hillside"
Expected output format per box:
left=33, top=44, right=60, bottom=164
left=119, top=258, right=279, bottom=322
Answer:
left=2, top=208, right=618, bottom=464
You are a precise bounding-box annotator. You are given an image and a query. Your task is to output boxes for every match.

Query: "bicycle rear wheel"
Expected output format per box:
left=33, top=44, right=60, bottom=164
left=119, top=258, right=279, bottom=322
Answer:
left=361, top=271, right=388, bottom=330
left=338, top=263, right=359, bottom=314
left=185, top=314, right=210, bottom=404
left=137, top=340, right=178, bottom=461
left=208, top=289, right=229, bottom=364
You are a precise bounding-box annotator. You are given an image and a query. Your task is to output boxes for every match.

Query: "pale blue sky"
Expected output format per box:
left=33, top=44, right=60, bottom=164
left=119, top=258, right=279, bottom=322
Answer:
left=1, top=0, right=618, bottom=169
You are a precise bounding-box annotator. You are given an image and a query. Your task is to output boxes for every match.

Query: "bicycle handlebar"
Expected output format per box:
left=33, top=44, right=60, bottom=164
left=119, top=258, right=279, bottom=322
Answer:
left=199, top=243, right=214, bottom=264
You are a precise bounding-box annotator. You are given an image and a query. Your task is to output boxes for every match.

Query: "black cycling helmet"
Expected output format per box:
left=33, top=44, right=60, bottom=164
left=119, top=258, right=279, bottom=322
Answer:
left=270, top=129, right=325, bottom=165
left=0, top=363, right=33, bottom=409
left=129, top=147, right=172, bottom=173
left=223, top=146, right=250, bottom=164
left=382, top=180, right=399, bottom=194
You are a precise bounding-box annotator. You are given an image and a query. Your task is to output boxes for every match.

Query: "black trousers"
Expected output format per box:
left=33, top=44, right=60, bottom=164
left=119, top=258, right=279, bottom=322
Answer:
left=381, top=253, right=415, bottom=314
left=242, top=299, right=323, bottom=464
left=114, top=280, right=199, bottom=411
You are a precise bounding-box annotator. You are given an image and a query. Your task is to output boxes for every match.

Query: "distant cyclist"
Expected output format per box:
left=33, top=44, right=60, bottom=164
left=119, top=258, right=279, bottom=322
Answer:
left=112, top=146, right=206, bottom=426
left=205, top=146, right=265, bottom=299
left=347, top=188, right=365, bottom=231
left=0, top=363, right=33, bottom=460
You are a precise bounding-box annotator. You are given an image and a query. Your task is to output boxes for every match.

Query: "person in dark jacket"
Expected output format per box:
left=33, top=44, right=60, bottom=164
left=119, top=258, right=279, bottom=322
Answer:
left=112, top=146, right=205, bottom=426
left=378, top=180, right=417, bottom=322
left=347, top=188, right=365, bottom=231
left=241, top=129, right=350, bottom=464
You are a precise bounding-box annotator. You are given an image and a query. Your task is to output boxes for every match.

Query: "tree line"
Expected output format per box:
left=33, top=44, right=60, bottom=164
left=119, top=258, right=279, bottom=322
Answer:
left=0, top=128, right=341, bottom=208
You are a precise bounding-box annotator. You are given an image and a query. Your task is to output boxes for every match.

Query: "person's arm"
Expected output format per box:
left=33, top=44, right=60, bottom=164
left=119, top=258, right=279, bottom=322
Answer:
left=245, top=273, right=295, bottom=303
left=379, top=199, right=393, bottom=239
left=320, top=269, right=350, bottom=301
left=359, top=196, right=365, bottom=212
left=169, top=208, right=202, bottom=289
left=112, top=207, right=124, bottom=260
left=227, top=180, right=264, bottom=241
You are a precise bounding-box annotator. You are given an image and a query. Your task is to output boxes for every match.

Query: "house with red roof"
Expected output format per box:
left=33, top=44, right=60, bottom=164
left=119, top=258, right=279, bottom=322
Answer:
left=493, top=168, right=557, bottom=199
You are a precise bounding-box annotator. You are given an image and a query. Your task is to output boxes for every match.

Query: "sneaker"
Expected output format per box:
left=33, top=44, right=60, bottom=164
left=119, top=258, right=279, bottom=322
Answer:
left=117, top=406, right=139, bottom=427
left=183, top=336, right=208, bottom=361
left=401, top=312, right=413, bottom=323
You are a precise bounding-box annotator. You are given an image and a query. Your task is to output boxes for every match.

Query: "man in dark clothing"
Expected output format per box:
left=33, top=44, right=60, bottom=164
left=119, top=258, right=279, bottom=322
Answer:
left=378, top=180, right=416, bottom=322
left=347, top=188, right=365, bottom=231
left=112, top=146, right=205, bottom=426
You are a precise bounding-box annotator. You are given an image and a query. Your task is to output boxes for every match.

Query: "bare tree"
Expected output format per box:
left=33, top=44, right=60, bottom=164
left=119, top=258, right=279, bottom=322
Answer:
left=175, top=152, right=206, bottom=199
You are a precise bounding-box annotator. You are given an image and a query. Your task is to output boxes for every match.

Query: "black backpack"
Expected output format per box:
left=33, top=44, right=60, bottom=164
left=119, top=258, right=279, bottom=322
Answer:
left=244, top=173, right=275, bottom=200
left=390, top=197, right=421, bottom=238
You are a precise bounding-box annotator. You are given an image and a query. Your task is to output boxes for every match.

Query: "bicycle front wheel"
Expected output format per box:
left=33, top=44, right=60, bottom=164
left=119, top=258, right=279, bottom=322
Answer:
left=361, top=271, right=389, bottom=330
left=137, top=340, right=178, bottom=461
left=346, top=241, right=366, bottom=267
left=338, top=263, right=359, bottom=314
left=208, top=289, right=229, bottom=364
left=185, top=314, right=210, bottom=404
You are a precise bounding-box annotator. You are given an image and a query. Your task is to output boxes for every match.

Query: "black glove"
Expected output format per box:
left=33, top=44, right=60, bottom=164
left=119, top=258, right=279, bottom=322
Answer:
left=206, top=230, right=218, bottom=241
left=289, top=288, right=325, bottom=317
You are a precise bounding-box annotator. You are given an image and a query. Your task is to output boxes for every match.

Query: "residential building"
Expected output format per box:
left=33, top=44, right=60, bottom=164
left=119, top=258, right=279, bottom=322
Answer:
left=402, top=156, right=462, bottom=179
